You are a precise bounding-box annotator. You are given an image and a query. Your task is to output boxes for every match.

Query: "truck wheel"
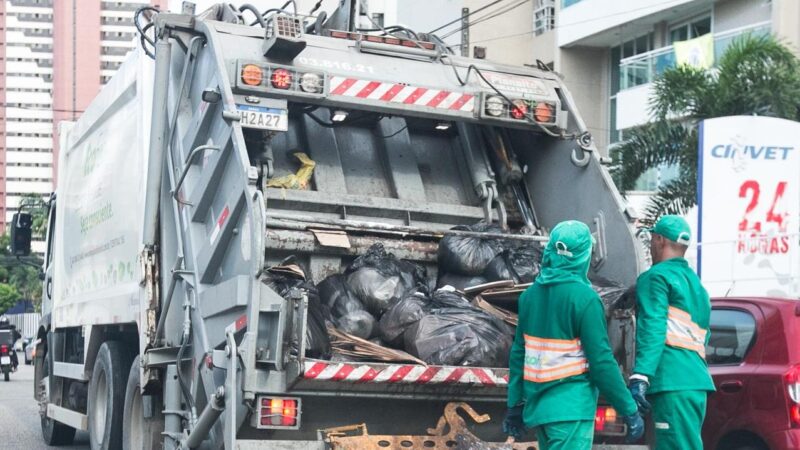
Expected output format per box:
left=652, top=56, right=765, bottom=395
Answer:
left=88, top=341, right=133, bottom=450
left=122, top=357, right=164, bottom=450
left=40, top=352, right=76, bottom=445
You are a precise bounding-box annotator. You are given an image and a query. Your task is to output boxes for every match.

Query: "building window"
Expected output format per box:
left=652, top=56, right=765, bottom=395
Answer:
left=534, top=0, right=556, bottom=36
left=609, top=33, right=653, bottom=144
left=562, top=0, right=583, bottom=7
left=669, top=15, right=711, bottom=43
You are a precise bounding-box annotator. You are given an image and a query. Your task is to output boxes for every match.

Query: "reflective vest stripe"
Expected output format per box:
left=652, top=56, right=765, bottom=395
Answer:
left=524, top=336, right=581, bottom=351
left=525, top=343, right=581, bottom=352
left=524, top=359, right=588, bottom=374
left=523, top=334, right=589, bottom=383
left=666, top=306, right=707, bottom=358
left=524, top=336, right=580, bottom=345
left=524, top=364, right=589, bottom=383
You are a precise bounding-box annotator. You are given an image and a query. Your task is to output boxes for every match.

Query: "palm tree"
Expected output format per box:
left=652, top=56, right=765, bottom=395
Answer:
left=611, top=34, right=800, bottom=225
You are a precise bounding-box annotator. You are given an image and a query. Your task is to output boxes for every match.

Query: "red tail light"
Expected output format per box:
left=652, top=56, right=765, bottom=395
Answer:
left=791, top=405, right=800, bottom=427
left=785, top=364, right=800, bottom=427
left=594, top=406, right=617, bottom=432
left=257, top=397, right=300, bottom=428
left=0, top=345, right=7, bottom=355
left=270, top=69, right=293, bottom=90
left=510, top=100, right=528, bottom=120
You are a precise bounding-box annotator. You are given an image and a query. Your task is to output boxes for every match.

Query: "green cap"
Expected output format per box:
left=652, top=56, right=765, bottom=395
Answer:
left=650, top=215, right=691, bottom=245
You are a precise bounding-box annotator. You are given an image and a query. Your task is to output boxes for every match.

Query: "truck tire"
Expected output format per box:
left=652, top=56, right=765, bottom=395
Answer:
left=88, top=341, right=133, bottom=450
left=122, top=357, right=164, bottom=450
left=40, top=351, right=76, bottom=446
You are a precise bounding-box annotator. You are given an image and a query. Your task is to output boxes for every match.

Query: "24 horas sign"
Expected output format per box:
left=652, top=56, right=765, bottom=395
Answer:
left=698, top=116, right=800, bottom=298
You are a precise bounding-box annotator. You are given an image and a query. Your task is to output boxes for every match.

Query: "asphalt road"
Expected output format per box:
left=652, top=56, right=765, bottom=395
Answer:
left=0, top=363, right=89, bottom=449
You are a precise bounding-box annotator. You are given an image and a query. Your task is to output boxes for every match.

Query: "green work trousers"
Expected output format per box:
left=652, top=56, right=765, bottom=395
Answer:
left=650, top=390, right=707, bottom=450
left=536, top=420, right=594, bottom=450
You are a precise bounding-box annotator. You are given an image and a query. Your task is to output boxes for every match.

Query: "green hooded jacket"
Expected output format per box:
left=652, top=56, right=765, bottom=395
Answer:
left=507, top=221, right=637, bottom=427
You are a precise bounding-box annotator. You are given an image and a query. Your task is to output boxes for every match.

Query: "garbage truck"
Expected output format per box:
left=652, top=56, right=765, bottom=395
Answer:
left=12, top=2, right=648, bottom=449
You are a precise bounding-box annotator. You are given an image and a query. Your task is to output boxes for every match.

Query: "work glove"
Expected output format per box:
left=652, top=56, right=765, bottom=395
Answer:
left=629, top=376, right=651, bottom=414
left=622, top=412, right=645, bottom=443
left=502, top=405, right=525, bottom=441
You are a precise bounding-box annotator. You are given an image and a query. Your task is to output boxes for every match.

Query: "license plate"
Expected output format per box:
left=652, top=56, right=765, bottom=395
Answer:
left=0, top=357, right=9, bottom=365
left=236, top=104, right=288, bottom=131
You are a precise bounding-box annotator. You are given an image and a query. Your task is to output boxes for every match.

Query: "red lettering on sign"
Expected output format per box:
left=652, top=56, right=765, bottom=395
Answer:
left=736, top=180, right=791, bottom=255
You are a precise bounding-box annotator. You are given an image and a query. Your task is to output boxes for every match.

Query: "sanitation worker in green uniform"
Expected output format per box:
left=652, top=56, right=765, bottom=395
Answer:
left=504, top=220, right=644, bottom=449
left=628, top=215, right=715, bottom=450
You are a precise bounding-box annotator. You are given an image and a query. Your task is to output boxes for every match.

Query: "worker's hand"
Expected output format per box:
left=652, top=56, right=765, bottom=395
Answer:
left=629, top=377, right=651, bottom=414
left=622, top=412, right=645, bottom=443
left=502, top=405, right=525, bottom=441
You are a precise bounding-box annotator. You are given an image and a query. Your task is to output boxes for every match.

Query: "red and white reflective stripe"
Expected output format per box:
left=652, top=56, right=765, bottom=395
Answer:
left=209, top=205, right=230, bottom=244
left=303, top=361, right=508, bottom=386
left=329, top=76, right=475, bottom=112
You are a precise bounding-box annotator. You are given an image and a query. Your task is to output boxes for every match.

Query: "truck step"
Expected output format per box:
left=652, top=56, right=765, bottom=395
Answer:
left=47, top=404, right=88, bottom=431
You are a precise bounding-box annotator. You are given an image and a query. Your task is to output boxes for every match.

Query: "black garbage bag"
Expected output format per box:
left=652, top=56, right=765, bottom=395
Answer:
left=437, top=222, right=504, bottom=276
left=318, top=274, right=375, bottom=339
left=262, top=257, right=331, bottom=359
left=345, top=243, right=427, bottom=317
left=318, top=274, right=363, bottom=317
left=334, top=310, right=377, bottom=339
left=403, top=289, right=513, bottom=367
left=378, top=292, right=429, bottom=347
left=435, top=273, right=488, bottom=291
left=484, top=245, right=543, bottom=284
left=591, top=276, right=632, bottom=313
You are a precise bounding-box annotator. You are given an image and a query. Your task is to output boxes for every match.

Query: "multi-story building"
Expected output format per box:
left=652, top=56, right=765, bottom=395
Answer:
left=0, top=0, right=158, bottom=250
left=465, top=0, right=800, bottom=161
left=1, top=0, right=55, bottom=245
left=52, top=0, right=160, bottom=180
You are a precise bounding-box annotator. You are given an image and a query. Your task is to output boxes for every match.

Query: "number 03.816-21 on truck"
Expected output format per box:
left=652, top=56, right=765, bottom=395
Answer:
left=11, top=2, right=647, bottom=449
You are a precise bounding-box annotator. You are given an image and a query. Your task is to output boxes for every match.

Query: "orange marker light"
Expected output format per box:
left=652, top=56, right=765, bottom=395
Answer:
left=241, top=64, right=263, bottom=86
left=534, top=102, right=554, bottom=122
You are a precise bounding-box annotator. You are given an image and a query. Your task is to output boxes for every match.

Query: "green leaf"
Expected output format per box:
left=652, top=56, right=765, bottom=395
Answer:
left=610, top=122, right=695, bottom=191
left=0, top=284, right=21, bottom=314
left=649, top=65, right=714, bottom=120
left=616, top=34, right=800, bottom=218
left=642, top=172, right=698, bottom=224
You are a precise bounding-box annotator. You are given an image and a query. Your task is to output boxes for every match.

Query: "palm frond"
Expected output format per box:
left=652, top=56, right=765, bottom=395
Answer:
left=715, top=34, right=800, bottom=120
left=649, top=65, right=715, bottom=120
left=641, top=172, right=698, bottom=225
left=610, top=122, right=695, bottom=191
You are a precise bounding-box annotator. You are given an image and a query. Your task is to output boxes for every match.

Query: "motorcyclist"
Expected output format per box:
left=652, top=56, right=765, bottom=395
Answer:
left=0, top=316, right=21, bottom=371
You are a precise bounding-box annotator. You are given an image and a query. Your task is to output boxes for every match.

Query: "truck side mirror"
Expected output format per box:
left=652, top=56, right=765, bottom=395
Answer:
left=10, top=212, right=32, bottom=257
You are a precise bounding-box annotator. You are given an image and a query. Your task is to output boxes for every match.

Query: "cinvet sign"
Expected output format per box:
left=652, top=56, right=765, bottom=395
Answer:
left=698, top=116, right=800, bottom=298
left=709, top=144, right=794, bottom=160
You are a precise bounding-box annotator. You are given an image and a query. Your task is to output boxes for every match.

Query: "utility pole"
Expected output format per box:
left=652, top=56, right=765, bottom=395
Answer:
left=460, top=7, right=469, bottom=57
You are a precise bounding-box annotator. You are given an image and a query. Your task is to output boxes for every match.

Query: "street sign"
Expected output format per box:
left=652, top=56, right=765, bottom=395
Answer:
left=698, top=116, right=800, bottom=298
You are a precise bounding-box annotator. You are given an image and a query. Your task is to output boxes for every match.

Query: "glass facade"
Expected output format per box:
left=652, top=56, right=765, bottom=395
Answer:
left=562, top=0, right=583, bottom=8
left=609, top=33, right=653, bottom=144
left=668, top=16, right=712, bottom=44
left=619, top=22, right=771, bottom=91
